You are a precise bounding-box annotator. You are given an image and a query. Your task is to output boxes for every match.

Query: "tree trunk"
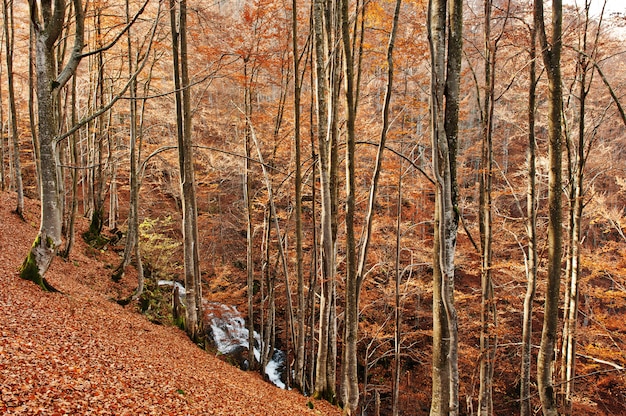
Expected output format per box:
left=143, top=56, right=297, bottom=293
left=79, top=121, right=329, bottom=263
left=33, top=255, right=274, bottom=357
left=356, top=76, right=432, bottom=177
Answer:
left=428, top=0, right=462, bottom=414
left=28, top=24, right=41, bottom=195
left=21, top=0, right=84, bottom=288
left=126, top=0, right=145, bottom=301
left=535, top=1, right=563, bottom=415
left=243, top=60, right=257, bottom=370
left=393, top=151, right=403, bottom=416
left=339, top=0, right=358, bottom=409
left=86, top=7, right=107, bottom=243
left=478, top=1, right=500, bottom=413
left=0, top=40, right=4, bottom=192
left=291, top=0, right=306, bottom=391
left=61, top=77, right=79, bottom=259
left=312, top=0, right=337, bottom=401
left=170, top=0, right=201, bottom=340
left=520, top=14, right=538, bottom=416
left=561, top=5, right=595, bottom=411
left=3, top=0, right=23, bottom=218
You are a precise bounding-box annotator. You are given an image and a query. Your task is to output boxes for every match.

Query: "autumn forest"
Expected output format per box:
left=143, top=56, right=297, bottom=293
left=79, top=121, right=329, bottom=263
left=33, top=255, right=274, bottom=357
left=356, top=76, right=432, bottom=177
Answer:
left=2, top=0, right=626, bottom=415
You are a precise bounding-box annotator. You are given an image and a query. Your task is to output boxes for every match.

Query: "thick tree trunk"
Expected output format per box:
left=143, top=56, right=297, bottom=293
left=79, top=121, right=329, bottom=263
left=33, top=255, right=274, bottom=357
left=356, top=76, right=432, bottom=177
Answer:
left=21, top=0, right=84, bottom=288
left=428, top=0, right=462, bottom=414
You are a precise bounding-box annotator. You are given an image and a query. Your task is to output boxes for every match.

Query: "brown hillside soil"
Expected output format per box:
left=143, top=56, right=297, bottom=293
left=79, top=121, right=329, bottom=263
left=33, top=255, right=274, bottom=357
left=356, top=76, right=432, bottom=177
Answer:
left=0, top=192, right=339, bottom=415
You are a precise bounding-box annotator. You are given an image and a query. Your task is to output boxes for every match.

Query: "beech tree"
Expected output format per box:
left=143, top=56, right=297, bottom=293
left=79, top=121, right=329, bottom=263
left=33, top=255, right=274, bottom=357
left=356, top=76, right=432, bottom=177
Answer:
left=3, top=0, right=24, bottom=218
left=312, top=0, right=339, bottom=401
left=477, top=1, right=510, bottom=413
left=561, top=2, right=606, bottom=412
left=534, top=0, right=563, bottom=414
left=170, top=0, right=202, bottom=339
left=427, top=0, right=462, bottom=414
left=520, top=8, right=538, bottom=416
left=291, top=0, right=306, bottom=391
left=20, top=0, right=85, bottom=289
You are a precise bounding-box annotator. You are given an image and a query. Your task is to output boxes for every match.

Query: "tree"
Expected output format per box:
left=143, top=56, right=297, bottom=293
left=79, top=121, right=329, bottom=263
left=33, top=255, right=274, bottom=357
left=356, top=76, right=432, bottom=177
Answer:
left=170, top=0, right=202, bottom=340
left=3, top=0, right=24, bottom=218
left=477, top=1, right=510, bottom=413
left=20, top=0, right=85, bottom=289
left=427, top=0, right=462, bottom=414
left=291, top=0, right=306, bottom=391
left=84, top=4, right=109, bottom=244
left=339, top=0, right=358, bottom=409
left=520, top=7, right=538, bottom=416
left=561, top=2, right=605, bottom=412
left=312, top=0, right=339, bottom=401
left=534, top=0, right=563, bottom=414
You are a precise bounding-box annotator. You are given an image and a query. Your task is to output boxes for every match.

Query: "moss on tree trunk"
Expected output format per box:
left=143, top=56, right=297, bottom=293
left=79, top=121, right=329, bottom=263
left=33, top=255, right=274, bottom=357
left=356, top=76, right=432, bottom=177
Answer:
left=19, top=235, right=58, bottom=292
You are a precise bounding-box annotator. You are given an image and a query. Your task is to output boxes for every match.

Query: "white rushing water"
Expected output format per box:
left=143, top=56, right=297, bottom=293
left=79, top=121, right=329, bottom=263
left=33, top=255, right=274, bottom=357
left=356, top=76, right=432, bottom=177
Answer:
left=203, top=302, right=286, bottom=389
left=157, top=281, right=286, bottom=389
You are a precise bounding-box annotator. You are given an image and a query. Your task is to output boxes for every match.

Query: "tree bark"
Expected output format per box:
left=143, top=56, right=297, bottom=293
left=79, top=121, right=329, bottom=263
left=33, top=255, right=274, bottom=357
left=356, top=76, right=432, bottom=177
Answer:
left=339, top=0, right=359, bottom=409
left=3, top=0, right=24, bottom=218
left=291, top=0, right=306, bottom=391
left=535, top=0, right=563, bottom=415
left=520, top=12, right=538, bottom=416
left=21, top=0, right=85, bottom=288
left=170, top=0, right=202, bottom=340
left=478, top=1, right=503, bottom=413
left=312, top=0, right=337, bottom=401
left=428, top=0, right=462, bottom=414
left=243, top=58, right=257, bottom=371
left=561, top=4, right=597, bottom=412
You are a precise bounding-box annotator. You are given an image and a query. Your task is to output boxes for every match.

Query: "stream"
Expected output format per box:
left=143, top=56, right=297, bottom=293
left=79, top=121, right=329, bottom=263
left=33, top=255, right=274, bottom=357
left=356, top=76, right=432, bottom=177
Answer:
left=158, top=281, right=286, bottom=389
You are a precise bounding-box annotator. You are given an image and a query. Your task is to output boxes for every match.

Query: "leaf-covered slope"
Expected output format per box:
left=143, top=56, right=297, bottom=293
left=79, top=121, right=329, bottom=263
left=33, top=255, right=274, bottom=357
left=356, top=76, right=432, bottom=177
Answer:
left=0, top=192, right=338, bottom=415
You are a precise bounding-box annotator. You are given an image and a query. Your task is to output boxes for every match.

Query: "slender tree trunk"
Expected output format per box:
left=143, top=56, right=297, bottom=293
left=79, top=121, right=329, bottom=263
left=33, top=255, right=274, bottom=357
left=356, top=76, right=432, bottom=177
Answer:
left=28, top=24, right=40, bottom=195
left=535, top=1, right=563, bottom=415
left=307, top=66, right=319, bottom=394
left=261, top=208, right=276, bottom=371
left=87, top=7, right=106, bottom=242
left=478, top=1, right=499, bottom=413
left=312, top=0, right=337, bottom=401
left=127, top=0, right=145, bottom=301
left=168, top=0, right=201, bottom=338
left=3, top=0, right=24, bottom=218
left=62, top=76, right=79, bottom=258
left=291, top=0, right=306, bottom=391
left=393, top=152, right=403, bottom=416
left=562, top=5, right=594, bottom=410
left=520, top=15, right=538, bottom=416
left=0, top=38, right=4, bottom=192
left=243, top=60, right=257, bottom=370
left=339, top=0, right=358, bottom=408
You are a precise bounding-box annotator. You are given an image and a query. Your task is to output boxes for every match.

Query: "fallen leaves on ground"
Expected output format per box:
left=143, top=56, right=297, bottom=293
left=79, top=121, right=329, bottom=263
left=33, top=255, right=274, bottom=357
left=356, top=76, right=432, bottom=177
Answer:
left=0, top=192, right=339, bottom=415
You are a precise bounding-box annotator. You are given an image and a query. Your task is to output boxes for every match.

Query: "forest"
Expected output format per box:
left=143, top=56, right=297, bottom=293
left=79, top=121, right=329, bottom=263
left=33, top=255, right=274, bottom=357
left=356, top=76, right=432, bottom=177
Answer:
left=2, top=0, right=626, bottom=415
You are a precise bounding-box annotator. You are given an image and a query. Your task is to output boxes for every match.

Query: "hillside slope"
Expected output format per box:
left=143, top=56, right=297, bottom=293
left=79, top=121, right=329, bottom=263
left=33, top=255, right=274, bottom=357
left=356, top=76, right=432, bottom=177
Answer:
left=0, top=192, right=338, bottom=415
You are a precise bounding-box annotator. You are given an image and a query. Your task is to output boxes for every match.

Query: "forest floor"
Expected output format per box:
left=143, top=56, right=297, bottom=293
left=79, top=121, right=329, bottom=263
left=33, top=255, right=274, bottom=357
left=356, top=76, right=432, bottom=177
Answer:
left=0, top=191, right=340, bottom=415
